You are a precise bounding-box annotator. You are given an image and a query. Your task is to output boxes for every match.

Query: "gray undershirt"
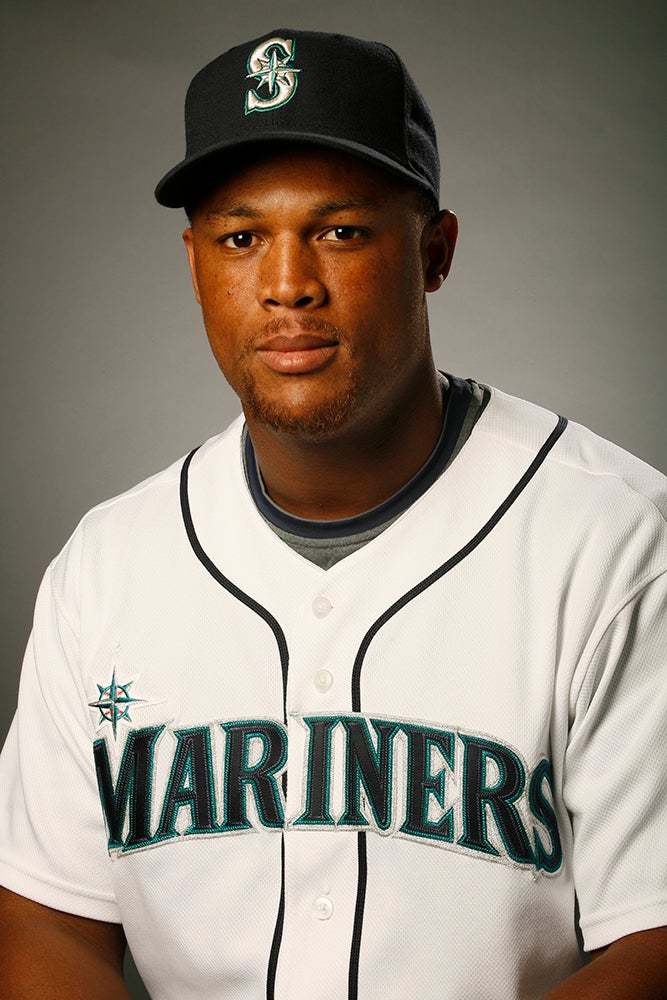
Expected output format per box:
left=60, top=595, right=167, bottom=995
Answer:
left=244, top=375, right=486, bottom=569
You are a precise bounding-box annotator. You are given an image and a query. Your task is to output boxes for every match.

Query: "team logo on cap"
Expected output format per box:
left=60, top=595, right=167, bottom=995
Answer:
left=245, top=36, right=300, bottom=114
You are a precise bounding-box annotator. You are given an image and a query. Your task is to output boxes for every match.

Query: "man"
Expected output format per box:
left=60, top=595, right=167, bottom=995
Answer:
left=0, top=28, right=665, bottom=1000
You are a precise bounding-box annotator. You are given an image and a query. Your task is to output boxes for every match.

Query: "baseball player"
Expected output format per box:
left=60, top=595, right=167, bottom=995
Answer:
left=1, top=28, right=666, bottom=1000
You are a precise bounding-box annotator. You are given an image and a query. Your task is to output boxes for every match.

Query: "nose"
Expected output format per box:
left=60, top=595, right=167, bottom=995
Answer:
left=259, top=237, right=327, bottom=310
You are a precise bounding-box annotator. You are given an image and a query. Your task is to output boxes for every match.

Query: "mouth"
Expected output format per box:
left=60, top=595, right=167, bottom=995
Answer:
left=256, top=331, right=339, bottom=374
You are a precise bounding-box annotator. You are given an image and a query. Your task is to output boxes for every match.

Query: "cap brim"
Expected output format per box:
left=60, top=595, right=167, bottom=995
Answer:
left=154, top=134, right=435, bottom=208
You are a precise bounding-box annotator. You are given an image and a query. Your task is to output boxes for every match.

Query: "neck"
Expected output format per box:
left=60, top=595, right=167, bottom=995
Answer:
left=245, top=370, right=444, bottom=521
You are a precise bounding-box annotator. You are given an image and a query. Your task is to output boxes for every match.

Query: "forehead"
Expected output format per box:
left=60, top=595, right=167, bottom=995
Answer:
left=190, top=143, right=421, bottom=218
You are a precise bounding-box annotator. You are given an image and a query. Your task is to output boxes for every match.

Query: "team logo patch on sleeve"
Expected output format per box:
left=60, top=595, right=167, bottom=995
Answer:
left=89, top=667, right=145, bottom=739
left=245, top=36, right=300, bottom=114
left=88, top=649, right=157, bottom=739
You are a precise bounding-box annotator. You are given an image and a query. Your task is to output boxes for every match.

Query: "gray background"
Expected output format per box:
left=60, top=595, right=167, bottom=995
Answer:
left=1, top=2, right=665, bottom=996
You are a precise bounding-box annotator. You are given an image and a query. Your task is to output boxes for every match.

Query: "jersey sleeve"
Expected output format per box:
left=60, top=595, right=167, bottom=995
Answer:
left=0, top=540, right=120, bottom=922
left=564, top=569, right=667, bottom=951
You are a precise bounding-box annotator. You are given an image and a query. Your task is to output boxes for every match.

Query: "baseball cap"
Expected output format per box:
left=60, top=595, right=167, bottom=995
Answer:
left=154, top=28, right=440, bottom=208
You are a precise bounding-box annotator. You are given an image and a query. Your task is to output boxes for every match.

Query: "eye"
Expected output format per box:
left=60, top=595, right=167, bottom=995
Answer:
left=219, top=231, right=258, bottom=249
left=321, top=226, right=365, bottom=242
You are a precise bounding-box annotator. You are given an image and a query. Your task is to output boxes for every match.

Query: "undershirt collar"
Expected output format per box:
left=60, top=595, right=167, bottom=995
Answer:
left=244, top=374, right=476, bottom=541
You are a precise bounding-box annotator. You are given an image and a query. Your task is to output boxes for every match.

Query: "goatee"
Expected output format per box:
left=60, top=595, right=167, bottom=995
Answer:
left=237, top=318, right=364, bottom=439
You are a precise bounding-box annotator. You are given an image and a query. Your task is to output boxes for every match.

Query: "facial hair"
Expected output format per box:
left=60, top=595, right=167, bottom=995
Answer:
left=236, top=316, right=366, bottom=439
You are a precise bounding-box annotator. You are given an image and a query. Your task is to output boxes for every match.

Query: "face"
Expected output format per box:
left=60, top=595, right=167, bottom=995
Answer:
left=183, top=145, right=456, bottom=442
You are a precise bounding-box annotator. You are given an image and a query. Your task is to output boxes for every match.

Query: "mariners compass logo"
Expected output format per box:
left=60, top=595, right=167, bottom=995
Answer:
left=245, top=36, right=300, bottom=114
left=89, top=652, right=147, bottom=739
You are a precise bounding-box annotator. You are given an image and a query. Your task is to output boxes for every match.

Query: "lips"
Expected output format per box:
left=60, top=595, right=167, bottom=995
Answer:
left=256, top=331, right=339, bottom=374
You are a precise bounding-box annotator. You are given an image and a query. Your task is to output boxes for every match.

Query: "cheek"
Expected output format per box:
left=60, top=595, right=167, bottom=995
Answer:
left=197, top=275, right=243, bottom=334
left=346, top=251, right=422, bottom=324
left=194, top=251, right=244, bottom=306
left=329, top=253, right=387, bottom=317
left=198, top=291, right=240, bottom=364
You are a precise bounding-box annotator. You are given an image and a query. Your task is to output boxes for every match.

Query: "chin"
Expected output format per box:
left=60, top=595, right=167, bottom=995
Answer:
left=241, top=376, right=362, bottom=439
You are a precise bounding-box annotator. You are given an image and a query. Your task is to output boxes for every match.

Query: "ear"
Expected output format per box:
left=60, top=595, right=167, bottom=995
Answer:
left=182, top=228, right=202, bottom=304
left=423, top=210, right=458, bottom=292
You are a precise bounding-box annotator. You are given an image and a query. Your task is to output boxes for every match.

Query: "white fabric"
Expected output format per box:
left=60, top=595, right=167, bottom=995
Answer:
left=1, top=385, right=665, bottom=999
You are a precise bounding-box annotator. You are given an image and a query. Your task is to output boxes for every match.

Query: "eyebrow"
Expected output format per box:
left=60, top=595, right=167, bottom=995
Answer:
left=203, top=196, right=380, bottom=222
left=204, top=204, right=263, bottom=221
left=309, top=197, right=380, bottom=216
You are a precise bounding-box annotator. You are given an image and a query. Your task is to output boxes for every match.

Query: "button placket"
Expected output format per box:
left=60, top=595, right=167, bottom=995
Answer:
left=312, top=595, right=333, bottom=618
left=310, top=595, right=334, bottom=693
left=313, top=895, right=334, bottom=920
left=314, top=668, right=334, bottom=693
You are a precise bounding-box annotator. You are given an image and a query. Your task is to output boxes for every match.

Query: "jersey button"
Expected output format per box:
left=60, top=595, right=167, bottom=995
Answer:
left=312, top=595, right=333, bottom=618
left=314, top=669, right=334, bottom=693
left=313, top=895, right=334, bottom=920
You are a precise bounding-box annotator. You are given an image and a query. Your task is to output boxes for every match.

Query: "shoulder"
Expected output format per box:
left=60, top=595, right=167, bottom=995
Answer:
left=49, top=416, right=246, bottom=593
left=84, top=416, right=244, bottom=524
left=479, top=385, right=667, bottom=524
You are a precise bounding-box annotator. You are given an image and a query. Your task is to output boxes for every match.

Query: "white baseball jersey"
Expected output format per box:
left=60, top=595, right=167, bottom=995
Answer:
left=1, top=384, right=665, bottom=999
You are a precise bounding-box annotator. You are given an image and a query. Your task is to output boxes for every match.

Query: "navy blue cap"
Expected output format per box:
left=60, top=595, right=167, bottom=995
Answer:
left=155, top=29, right=440, bottom=208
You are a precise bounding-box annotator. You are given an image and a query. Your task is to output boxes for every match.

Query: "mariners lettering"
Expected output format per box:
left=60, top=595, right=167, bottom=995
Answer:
left=93, top=716, right=562, bottom=873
